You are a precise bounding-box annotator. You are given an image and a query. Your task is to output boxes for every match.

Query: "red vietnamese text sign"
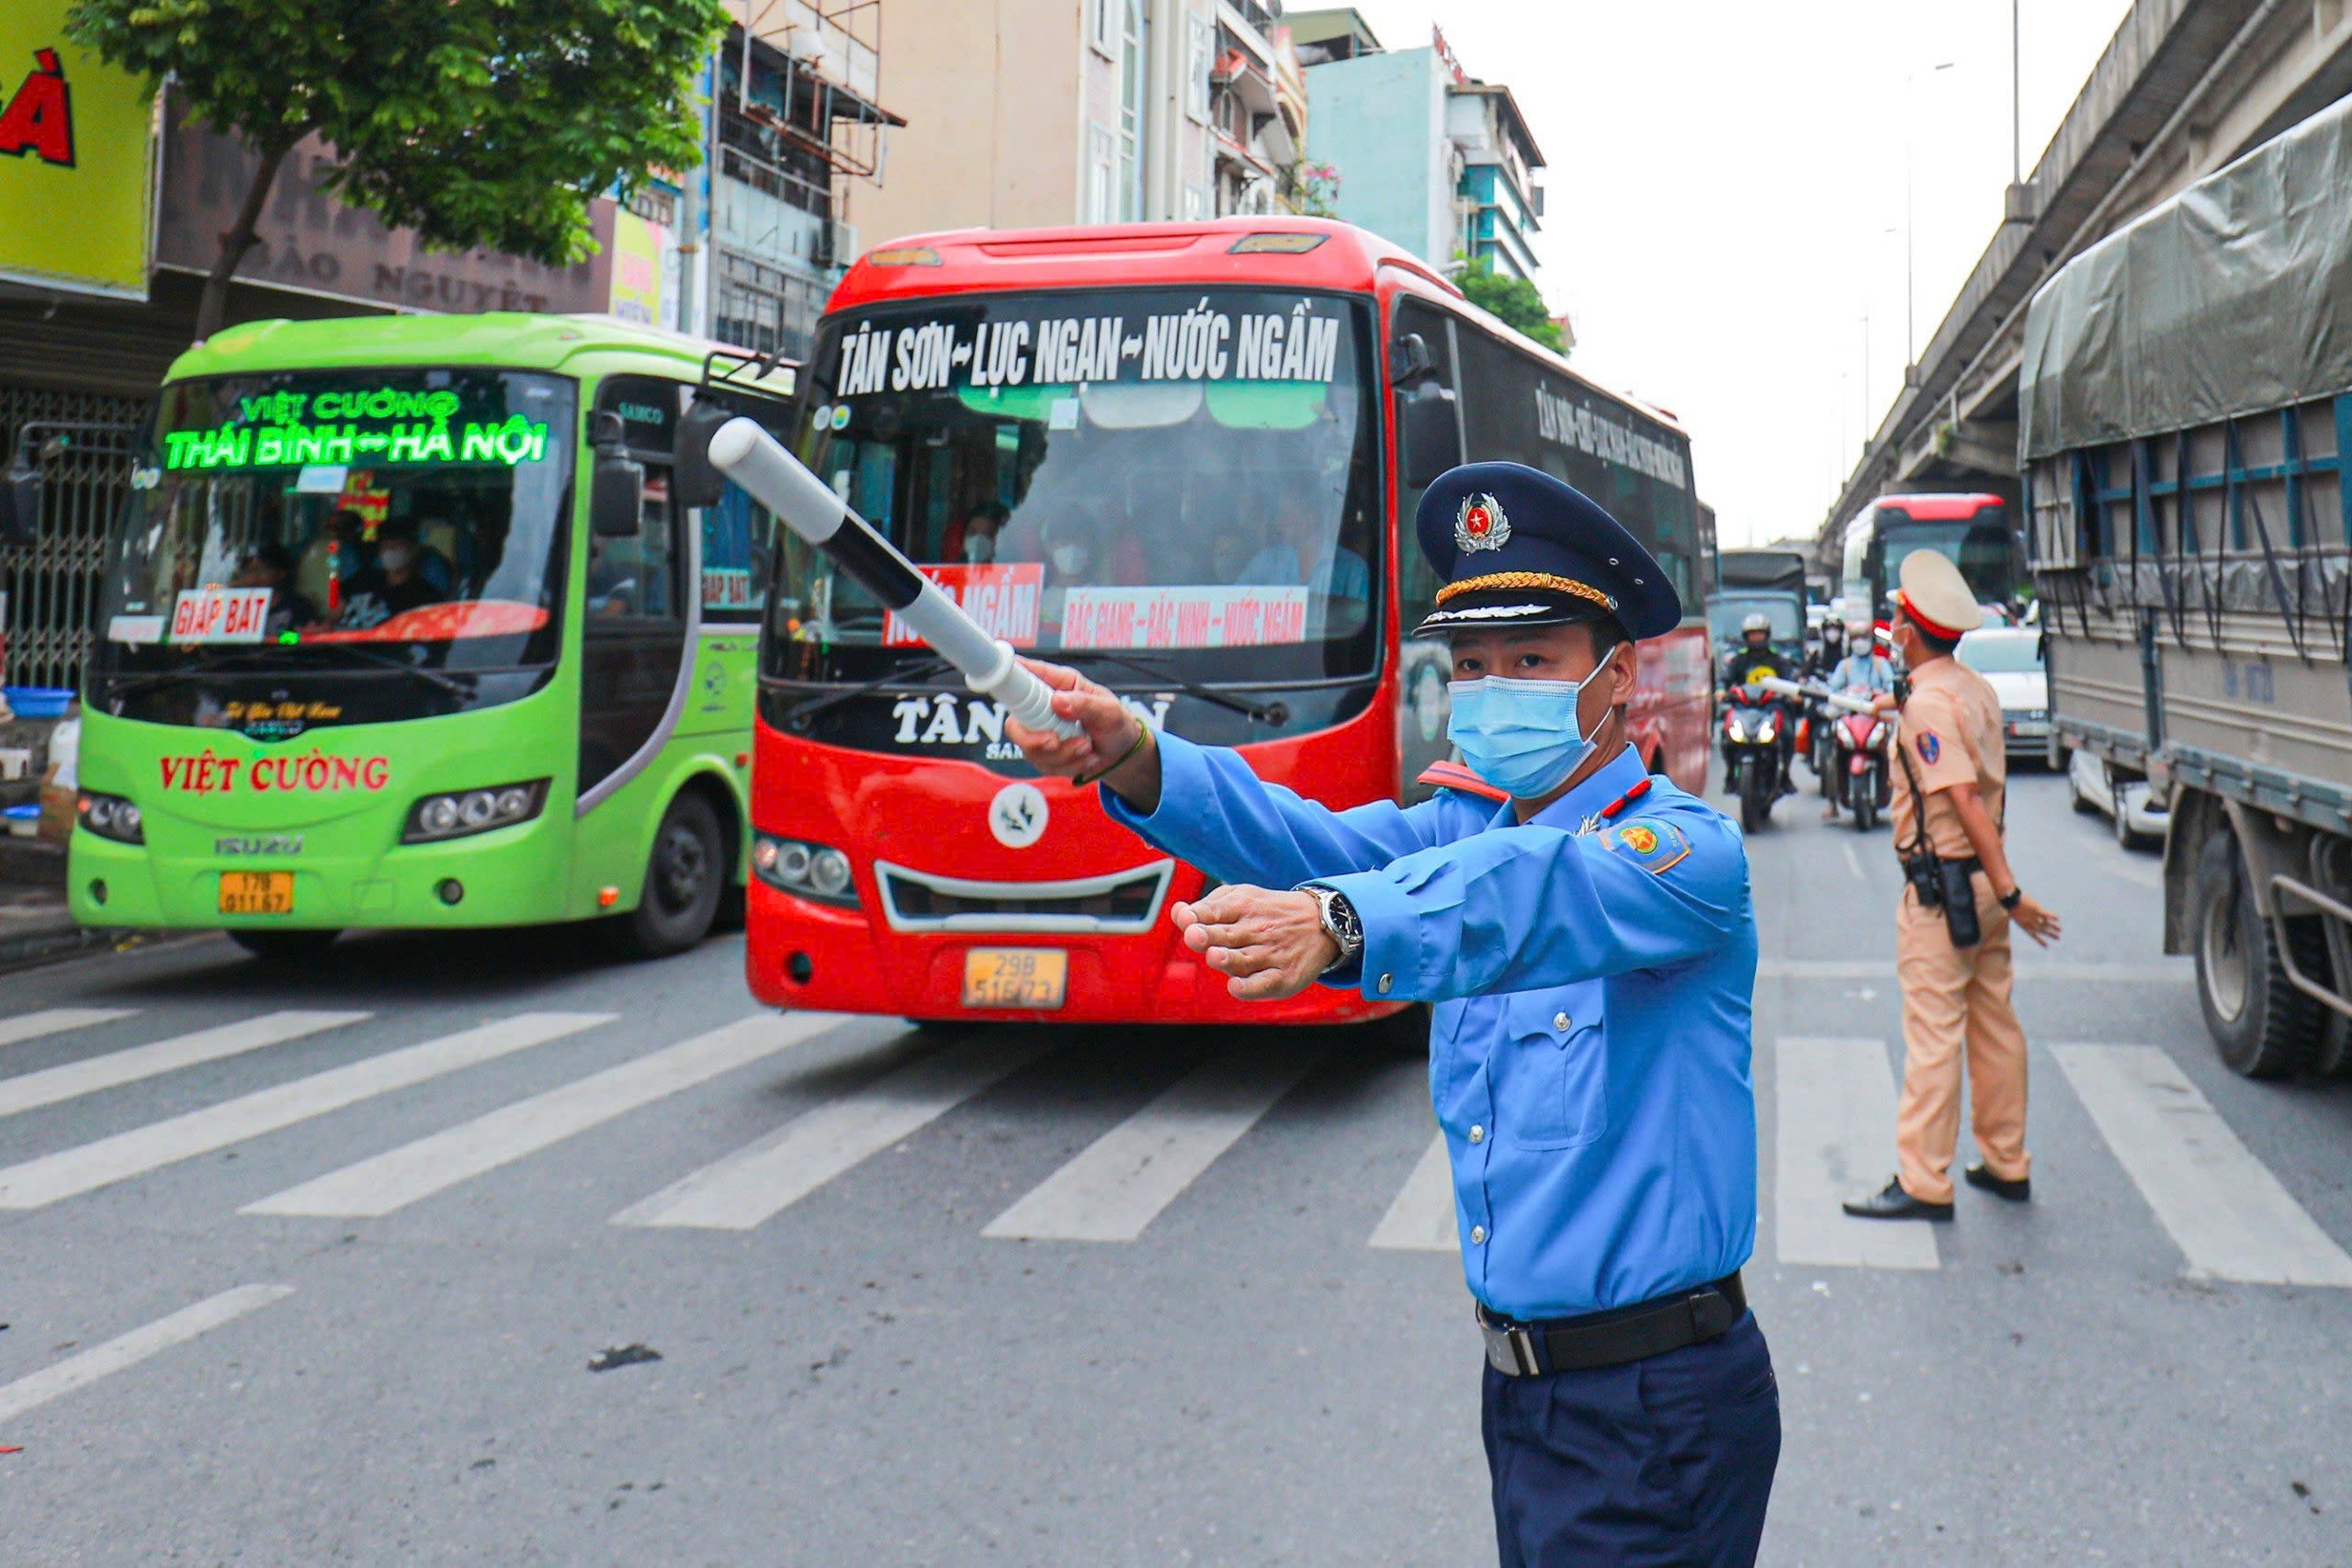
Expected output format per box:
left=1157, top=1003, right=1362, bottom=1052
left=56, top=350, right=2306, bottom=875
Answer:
left=157, top=749, right=391, bottom=795
left=884, top=563, right=1044, bottom=649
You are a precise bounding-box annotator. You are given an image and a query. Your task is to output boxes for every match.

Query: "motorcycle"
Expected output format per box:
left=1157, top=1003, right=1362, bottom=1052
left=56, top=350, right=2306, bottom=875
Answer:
left=1829, top=705, right=1894, bottom=830
left=1720, top=685, right=1788, bottom=834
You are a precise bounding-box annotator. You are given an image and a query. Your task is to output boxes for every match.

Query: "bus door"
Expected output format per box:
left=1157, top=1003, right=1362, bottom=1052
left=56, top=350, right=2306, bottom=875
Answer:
left=1389, top=295, right=1466, bottom=799
left=580, top=378, right=694, bottom=806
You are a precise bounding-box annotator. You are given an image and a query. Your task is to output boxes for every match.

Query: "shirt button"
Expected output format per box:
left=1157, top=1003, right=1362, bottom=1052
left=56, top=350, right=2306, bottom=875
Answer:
left=1554, top=1012, right=1570, bottom=1032
left=1377, top=974, right=1393, bottom=994
left=1469, top=1124, right=1485, bottom=1145
left=1470, top=1225, right=1487, bottom=1245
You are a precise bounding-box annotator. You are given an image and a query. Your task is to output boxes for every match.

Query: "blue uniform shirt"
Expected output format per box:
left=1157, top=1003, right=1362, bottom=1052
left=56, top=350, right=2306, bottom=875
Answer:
left=1104, top=735, right=1758, bottom=1320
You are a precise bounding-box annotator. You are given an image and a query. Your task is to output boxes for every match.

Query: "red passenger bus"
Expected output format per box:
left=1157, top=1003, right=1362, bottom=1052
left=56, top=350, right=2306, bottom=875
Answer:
left=742, top=217, right=1713, bottom=1024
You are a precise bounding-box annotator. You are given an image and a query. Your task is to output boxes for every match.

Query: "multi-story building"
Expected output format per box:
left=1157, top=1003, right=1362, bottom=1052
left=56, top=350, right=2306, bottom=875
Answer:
left=704, top=3, right=902, bottom=361
left=856, top=0, right=1226, bottom=241
left=1288, top=16, right=1546, bottom=281
left=1208, top=3, right=1310, bottom=217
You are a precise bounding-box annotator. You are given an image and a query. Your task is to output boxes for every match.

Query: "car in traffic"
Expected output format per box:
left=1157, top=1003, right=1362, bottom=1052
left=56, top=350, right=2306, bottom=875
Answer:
left=1956, top=626, right=2049, bottom=760
left=2067, top=746, right=2168, bottom=850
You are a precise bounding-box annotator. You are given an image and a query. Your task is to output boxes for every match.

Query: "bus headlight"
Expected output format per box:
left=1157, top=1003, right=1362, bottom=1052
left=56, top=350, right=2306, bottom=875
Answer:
left=77, top=790, right=144, bottom=845
left=753, top=832, right=859, bottom=907
left=401, top=780, right=549, bottom=844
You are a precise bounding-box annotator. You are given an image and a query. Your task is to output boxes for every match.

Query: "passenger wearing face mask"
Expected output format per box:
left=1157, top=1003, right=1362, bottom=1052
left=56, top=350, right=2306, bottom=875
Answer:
left=1005, top=462, right=1777, bottom=1568
left=337, top=516, right=448, bottom=628
left=942, top=500, right=1007, bottom=565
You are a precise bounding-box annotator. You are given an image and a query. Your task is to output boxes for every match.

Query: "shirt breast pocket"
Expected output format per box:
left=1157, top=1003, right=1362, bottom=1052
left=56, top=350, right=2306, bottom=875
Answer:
left=1496, top=993, right=1610, bottom=1151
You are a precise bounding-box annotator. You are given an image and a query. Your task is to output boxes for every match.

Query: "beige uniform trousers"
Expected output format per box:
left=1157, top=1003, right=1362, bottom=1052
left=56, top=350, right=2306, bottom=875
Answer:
left=1894, top=878, right=2031, bottom=1203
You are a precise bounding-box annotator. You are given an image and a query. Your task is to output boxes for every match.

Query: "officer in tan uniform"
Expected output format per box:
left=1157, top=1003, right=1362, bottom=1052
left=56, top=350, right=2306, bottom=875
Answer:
left=1845, top=551, right=2062, bottom=1221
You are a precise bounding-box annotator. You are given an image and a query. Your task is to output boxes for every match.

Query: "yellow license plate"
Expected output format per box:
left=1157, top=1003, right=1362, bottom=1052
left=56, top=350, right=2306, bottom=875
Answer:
left=961, top=947, right=1068, bottom=1010
left=219, top=870, right=295, bottom=916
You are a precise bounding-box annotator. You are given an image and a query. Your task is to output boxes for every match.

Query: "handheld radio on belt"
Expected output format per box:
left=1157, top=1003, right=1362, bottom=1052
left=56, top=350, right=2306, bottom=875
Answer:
left=699, top=416, right=1082, bottom=740
left=1893, top=713, right=1984, bottom=948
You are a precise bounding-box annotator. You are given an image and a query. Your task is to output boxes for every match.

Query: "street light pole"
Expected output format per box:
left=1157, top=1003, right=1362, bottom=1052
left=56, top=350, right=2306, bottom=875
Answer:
left=1904, top=60, right=1955, bottom=367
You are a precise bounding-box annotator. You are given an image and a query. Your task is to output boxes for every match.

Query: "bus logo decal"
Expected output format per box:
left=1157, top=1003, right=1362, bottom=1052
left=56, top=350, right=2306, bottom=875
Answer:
left=1456, top=492, right=1510, bottom=553
left=989, top=783, right=1049, bottom=850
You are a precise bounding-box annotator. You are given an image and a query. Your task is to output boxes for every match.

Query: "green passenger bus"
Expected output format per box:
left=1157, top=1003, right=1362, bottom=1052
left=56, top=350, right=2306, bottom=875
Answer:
left=60, top=312, right=793, bottom=961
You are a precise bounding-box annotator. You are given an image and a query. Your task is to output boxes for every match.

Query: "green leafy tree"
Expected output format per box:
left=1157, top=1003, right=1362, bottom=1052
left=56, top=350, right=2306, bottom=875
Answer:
left=1455, top=254, right=1566, bottom=355
left=67, top=0, right=728, bottom=340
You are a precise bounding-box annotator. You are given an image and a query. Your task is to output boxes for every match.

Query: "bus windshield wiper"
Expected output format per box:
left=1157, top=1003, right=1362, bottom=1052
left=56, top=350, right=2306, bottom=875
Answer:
left=770, top=654, right=957, bottom=731
left=287, top=640, right=470, bottom=695
left=1060, top=651, right=1290, bottom=726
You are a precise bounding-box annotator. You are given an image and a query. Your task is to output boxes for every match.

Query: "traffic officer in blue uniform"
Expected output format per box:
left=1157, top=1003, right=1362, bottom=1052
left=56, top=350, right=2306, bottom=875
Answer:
left=1007, top=461, right=1778, bottom=1566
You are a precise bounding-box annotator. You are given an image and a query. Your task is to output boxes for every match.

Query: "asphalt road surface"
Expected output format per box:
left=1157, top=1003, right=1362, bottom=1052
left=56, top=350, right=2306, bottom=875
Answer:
left=2, top=764, right=2348, bottom=1566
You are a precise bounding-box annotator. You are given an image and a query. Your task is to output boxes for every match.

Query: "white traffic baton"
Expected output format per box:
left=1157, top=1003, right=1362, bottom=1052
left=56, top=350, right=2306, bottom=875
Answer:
left=704, top=418, right=1081, bottom=739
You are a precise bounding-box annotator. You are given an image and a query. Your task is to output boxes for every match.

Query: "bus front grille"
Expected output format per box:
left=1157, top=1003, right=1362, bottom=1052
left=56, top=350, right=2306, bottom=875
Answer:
left=873, top=860, right=1175, bottom=934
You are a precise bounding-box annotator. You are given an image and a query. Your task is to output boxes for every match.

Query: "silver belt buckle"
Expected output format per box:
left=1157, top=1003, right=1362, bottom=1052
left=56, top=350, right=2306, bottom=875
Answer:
left=1478, top=1311, right=1544, bottom=1377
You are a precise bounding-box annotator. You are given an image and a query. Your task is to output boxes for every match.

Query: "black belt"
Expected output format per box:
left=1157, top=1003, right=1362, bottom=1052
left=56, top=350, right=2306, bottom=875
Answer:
left=1477, top=1273, right=1746, bottom=1377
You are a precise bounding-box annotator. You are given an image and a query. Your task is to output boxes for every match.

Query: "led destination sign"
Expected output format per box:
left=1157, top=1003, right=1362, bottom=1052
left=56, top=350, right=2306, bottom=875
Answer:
left=162, top=386, right=552, bottom=472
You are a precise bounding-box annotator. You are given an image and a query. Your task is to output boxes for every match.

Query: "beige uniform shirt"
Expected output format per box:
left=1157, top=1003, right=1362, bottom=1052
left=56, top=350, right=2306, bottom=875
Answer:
left=1888, top=657, right=2006, bottom=860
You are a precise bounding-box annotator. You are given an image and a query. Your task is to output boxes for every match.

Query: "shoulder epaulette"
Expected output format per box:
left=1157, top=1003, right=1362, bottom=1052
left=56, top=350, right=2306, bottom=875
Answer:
left=1417, top=759, right=1510, bottom=803
left=1599, top=776, right=1655, bottom=820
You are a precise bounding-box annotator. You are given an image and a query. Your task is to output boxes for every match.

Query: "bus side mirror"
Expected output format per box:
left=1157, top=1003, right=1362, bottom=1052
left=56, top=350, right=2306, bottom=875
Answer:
left=0, top=442, right=39, bottom=547
left=1396, top=380, right=1461, bottom=491
left=1390, top=331, right=1437, bottom=384
left=672, top=400, right=735, bottom=511
left=589, top=412, right=644, bottom=538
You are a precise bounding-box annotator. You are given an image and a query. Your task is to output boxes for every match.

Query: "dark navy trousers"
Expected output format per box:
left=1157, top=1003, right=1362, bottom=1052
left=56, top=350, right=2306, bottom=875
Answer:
left=1480, top=1311, right=1781, bottom=1567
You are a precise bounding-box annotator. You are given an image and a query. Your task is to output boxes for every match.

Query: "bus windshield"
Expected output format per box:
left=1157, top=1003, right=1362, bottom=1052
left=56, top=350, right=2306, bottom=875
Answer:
left=1876, top=514, right=2016, bottom=607
left=90, top=369, right=575, bottom=730
left=764, top=288, right=1379, bottom=687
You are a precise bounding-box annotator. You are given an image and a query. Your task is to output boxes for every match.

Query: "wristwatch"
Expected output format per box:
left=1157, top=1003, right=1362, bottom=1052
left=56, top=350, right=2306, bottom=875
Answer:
left=1998, top=886, right=2025, bottom=911
left=1305, top=886, right=1364, bottom=972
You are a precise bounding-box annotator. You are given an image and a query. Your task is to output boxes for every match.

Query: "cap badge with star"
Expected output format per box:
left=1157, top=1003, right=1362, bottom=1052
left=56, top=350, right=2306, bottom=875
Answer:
left=1455, top=492, right=1511, bottom=553
left=1412, top=461, right=1683, bottom=640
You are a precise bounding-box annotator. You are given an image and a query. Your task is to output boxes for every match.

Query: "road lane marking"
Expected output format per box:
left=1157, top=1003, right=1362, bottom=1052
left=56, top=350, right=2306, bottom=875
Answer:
left=1841, top=840, right=1867, bottom=883
left=982, top=1043, right=1326, bottom=1242
left=611, top=1034, right=1048, bottom=1231
left=1755, top=959, right=2189, bottom=984
left=2054, top=1044, right=2352, bottom=1286
left=0, top=1010, right=369, bottom=1120
left=0, top=1008, right=138, bottom=1052
left=0, top=1284, right=294, bottom=1425
left=0, top=1012, right=611, bottom=1209
left=1369, top=1131, right=1457, bottom=1253
left=1769, top=1037, right=1940, bottom=1270
left=243, top=1012, right=843, bottom=1218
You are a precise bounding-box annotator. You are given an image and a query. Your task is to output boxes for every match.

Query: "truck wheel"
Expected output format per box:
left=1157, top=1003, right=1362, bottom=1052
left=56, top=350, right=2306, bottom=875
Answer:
left=2193, top=831, right=2324, bottom=1078
left=229, top=930, right=343, bottom=964
left=611, top=792, right=724, bottom=960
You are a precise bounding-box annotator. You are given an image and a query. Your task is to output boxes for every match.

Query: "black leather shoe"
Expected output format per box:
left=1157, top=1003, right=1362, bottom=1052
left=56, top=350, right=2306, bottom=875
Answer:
left=1964, top=1163, right=2031, bottom=1201
left=1841, top=1177, right=1954, bottom=1221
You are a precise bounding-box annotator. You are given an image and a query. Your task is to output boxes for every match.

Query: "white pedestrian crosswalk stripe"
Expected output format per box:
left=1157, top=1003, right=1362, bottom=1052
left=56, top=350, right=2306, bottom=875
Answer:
left=1769, top=1037, right=1940, bottom=1270
left=243, top=1011, right=843, bottom=1218
left=2053, top=1043, right=2352, bottom=1287
left=0, top=1284, right=294, bottom=1425
left=0, top=1011, right=610, bottom=1210
left=1369, top=1131, right=1457, bottom=1253
left=983, top=1043, right=1326, bottom=1243
left=611, top=1034, right=1048, bottom=1231
left=0, top=1010, right=368, bottom=1120
left=0, top=1007, right=138, bottom=1052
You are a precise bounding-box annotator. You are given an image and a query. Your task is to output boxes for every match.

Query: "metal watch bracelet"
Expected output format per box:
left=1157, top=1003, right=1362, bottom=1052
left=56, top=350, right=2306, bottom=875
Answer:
left=1306, top=886, right=1364, bottom=972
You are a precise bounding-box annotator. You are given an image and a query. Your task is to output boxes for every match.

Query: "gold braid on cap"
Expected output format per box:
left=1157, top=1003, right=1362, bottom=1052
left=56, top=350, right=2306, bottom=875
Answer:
left=1435, top=571, right=1617, bottom=611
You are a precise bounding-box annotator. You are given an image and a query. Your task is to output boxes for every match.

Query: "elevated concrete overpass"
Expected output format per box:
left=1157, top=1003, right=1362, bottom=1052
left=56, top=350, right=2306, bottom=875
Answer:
left=1817, top=0, right=2352, bottom=562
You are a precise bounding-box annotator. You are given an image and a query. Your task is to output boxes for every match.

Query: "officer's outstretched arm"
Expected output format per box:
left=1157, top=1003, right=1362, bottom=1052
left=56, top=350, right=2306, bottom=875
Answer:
left=1312, top=812, right=1748, bottom=999
left=1103, top=729, right=1448, bottom=890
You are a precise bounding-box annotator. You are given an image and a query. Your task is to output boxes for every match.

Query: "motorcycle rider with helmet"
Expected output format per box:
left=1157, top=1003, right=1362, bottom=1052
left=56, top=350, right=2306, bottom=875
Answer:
left=1820, top=619, right=1896, bottom=821
left=1721, top=612, right=1798, bottom=796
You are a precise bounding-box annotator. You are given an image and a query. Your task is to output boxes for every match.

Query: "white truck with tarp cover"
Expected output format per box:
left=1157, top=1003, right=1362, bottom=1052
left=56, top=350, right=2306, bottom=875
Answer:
left=2020, top=91, right=2352, bottom=1082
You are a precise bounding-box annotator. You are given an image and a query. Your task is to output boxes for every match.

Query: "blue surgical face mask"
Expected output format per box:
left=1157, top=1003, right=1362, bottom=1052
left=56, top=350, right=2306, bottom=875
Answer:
left=1445, top=645, right=1617, bottom=800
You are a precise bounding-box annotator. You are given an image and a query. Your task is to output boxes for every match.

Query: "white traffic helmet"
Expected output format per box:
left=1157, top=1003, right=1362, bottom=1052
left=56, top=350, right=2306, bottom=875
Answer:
left=1741, top=612, right=1770, bottom=634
